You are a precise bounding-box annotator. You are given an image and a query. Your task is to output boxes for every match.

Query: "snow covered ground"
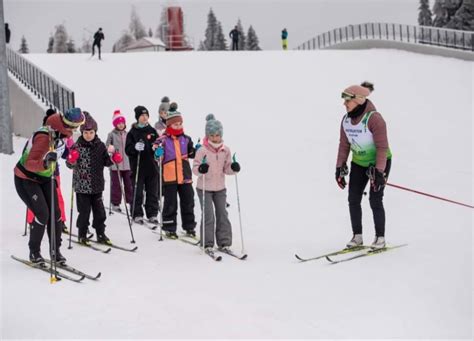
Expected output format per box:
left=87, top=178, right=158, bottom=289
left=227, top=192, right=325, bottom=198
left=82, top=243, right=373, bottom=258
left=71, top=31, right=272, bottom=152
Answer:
left=1, top=50, right=472, bottom=339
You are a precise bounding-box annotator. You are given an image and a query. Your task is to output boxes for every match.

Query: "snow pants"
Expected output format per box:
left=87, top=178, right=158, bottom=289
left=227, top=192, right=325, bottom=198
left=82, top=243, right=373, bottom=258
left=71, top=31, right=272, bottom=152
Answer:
left=197, top=188, right=232, bottom=248
left=162, top=183, right=196, bottom=233
left=110, top=170, right=133, bottom=206
left=76, top=193, right=106, bottom=238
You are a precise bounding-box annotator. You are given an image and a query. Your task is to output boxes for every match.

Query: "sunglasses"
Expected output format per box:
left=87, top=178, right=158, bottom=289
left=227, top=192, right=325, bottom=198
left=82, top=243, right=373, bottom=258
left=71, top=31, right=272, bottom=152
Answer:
left=341, top=92, right=356, bottom=101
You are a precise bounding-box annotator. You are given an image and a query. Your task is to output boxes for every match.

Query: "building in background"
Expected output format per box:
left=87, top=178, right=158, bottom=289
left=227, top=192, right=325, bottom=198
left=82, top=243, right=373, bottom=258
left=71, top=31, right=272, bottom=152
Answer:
left=124, top=37, right=166, bottom=52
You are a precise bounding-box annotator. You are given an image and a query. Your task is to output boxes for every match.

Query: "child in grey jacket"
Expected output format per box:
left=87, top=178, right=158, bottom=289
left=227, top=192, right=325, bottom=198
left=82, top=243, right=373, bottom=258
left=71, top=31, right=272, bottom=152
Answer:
left=106, top=110, right=133, bottom=212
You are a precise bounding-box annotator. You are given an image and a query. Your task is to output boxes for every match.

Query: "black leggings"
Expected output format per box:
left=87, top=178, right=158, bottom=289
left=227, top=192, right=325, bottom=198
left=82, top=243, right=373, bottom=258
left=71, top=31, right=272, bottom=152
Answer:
left=348, top=160, right=392, bottom=237
left=15, top=176, right=61, bottom=253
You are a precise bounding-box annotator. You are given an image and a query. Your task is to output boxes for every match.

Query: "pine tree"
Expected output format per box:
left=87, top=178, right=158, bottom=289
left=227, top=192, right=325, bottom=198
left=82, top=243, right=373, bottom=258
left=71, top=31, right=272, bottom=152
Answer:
left=148, top=28, right=153, bottom=37
left=129, top=5, right=147, bottom=40
left=47, top=35, right=54, bottom=53
left=236, top=19, right=247, bottom=50
left=112, top=31, right=135, bottom=52
left=215, top=22, right=227, bottom=50
left=433, top=0, right=463, bottom=27
left=53, top=24, right=69, bottom=53
left=246, top=25, right=261, bottom=50
left=202, top=8, right=227, bottom=50
left=418, top=0, right=433, bottom=26
left=19, top=36, right=29, bottom=53
left=155, top=7, right=169, bottom=46
left=66, top=39, right=76, bottom=53
left=447, top=0, right=474, bottom=30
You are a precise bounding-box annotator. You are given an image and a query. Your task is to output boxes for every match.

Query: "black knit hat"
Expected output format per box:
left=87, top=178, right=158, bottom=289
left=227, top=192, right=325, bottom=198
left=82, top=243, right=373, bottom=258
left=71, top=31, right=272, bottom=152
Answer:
left=134, top=105, right=149, bottom=121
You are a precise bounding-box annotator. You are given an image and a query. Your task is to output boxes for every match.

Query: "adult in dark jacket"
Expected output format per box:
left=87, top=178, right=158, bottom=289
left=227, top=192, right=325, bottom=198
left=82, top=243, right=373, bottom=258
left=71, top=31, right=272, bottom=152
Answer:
left=229, top=26, right=240, bottom=50
left=5, top=23, right=11, bottom=44
left=92, top=27, right=104, bottom=60
left=125, top=105, right=159, bottom=223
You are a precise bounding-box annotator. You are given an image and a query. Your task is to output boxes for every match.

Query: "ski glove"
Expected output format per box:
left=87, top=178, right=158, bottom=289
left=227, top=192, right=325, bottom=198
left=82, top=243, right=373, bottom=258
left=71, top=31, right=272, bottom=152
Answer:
left=43, top=151, right=58, bottom=168
left=198, top=163, right=209, bottom=174
left=231, top=162, right=240, bottom=172
left=370, top=168, right=386, bottom=192
left=67, top=149, right=80, bottom=165
left=154, top=146, right=164, bottom=158
left=111, top=152, right=123, bottom=164
left=335, top=163, right=348, bottom=189
left=135, top=141, right=145, bottom=151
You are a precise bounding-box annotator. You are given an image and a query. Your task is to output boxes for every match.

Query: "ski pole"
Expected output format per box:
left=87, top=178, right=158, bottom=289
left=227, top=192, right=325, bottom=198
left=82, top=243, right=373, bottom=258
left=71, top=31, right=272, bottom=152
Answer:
left=22, top=207, right=28, bottom=236
left=117, top=165, right=136, bottom=243
left=47, top=127, right=59, bottom=283
left=233, top=153, right=245, bottom=254
left=201, top=155, right=207, bottom=252
left=131, top=145, right=142, bottom=223
left=68, top=175, right=74, bottom=249
left=108, top=170, right=113, bottom=215
left=387, top=182, right=473, bottom=209
left=156, top=147, right=163, bottom=242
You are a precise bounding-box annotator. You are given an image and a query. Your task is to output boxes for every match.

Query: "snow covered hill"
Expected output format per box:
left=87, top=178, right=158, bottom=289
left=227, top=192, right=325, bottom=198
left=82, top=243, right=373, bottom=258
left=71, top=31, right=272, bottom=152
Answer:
left=1, top=50, right=472, bottom=339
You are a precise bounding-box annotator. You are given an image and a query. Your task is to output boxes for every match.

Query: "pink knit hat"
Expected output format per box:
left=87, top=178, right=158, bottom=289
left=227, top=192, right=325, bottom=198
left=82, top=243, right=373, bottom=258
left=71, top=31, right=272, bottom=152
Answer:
left=112, top=109, right=126, bottom=127
left=342, top=82, right=374, bottom=105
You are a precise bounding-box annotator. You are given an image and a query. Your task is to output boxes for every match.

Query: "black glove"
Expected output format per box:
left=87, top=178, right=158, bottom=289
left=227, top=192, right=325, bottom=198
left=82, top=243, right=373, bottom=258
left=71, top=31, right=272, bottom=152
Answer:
left=231, top=162, right=240, bottom=172
left=335, top=163, right=348, bottom=189
left=198, top=163, right=209, bottom=174
left=372, top=168, right=386, bottom=192
left=43, top=151, right=58, bottom=168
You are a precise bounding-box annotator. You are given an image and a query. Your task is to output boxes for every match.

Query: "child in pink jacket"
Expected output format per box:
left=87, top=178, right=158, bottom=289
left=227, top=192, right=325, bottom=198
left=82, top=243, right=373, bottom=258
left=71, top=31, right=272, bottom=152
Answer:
left=192, top=114, right=240, bottom=250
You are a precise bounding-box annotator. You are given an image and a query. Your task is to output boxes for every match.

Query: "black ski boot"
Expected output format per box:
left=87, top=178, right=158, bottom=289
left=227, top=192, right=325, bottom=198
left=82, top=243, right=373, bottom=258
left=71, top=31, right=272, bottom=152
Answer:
left=165, top=231, right=178, bottom=239
left=78, top=237, right=91, bottom=246
left=185, top=230, right=196, bottom=238
left=97, top=233, right=112, bottom=245
left=29, top=251, right=45, bottom=264
left=53, top=250, right=67, bottom=264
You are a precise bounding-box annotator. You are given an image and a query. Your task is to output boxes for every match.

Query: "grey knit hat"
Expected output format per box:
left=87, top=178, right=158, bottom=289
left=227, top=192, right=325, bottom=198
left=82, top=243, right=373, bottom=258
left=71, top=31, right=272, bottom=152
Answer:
left=205, top=114, right=223, bottom=137
left=159, top=102, right=170, bottom=113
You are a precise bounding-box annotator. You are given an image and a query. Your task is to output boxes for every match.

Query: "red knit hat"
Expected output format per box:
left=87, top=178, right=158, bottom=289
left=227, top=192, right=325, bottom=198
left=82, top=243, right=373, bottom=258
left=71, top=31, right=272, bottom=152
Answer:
left=112, top=109, right=126, bottom=127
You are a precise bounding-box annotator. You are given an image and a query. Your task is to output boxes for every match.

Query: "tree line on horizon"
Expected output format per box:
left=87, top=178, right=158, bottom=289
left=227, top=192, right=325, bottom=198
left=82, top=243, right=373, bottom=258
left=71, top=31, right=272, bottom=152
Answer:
left=17, top=5, right=261, bottom=54
left=418, top=0, right=474, bottom=30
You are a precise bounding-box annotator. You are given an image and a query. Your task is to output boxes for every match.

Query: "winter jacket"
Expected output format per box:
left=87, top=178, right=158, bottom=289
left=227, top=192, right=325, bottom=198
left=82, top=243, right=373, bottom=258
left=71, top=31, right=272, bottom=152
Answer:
left=336, top=99, right=391, bottom=172
left=229, top=29, right=240, bottom=42
left=125, top=123, right=159, bottom=176
left=156, top=132, right=195, bottom=185
left=192, top=138, right=235, bottom=192
left=106, top=128, right=131, bottom=171
left=154, top=118, right=167, bottom=136
left=281, top=30, right=288, bottom=40
left=67, top=135, right=113, bottom=194
left=93, top=31, right=104, bottom=44
left=14, top=114, right=73, bottom=183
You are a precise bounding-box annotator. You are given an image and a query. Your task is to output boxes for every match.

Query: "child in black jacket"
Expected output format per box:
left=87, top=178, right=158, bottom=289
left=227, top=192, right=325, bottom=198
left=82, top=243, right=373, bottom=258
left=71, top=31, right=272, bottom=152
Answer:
left=67, top=112, right=122, bottom=245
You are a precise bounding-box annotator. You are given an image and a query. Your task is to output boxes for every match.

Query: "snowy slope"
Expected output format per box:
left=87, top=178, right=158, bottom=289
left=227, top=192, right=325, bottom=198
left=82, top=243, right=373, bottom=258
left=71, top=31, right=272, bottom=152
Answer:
left=1, top=50, right=472, bottom=339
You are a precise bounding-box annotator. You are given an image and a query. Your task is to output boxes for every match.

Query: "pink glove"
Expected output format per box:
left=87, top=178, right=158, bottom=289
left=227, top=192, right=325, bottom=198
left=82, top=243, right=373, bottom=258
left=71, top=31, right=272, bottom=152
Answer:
left=112, top=152, right=123, bottom=164
left=67, top=149, right=80, bottom=164
left=107, top=145, right=115, bottom=153
left=65, top=137, right=74, bottom=149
